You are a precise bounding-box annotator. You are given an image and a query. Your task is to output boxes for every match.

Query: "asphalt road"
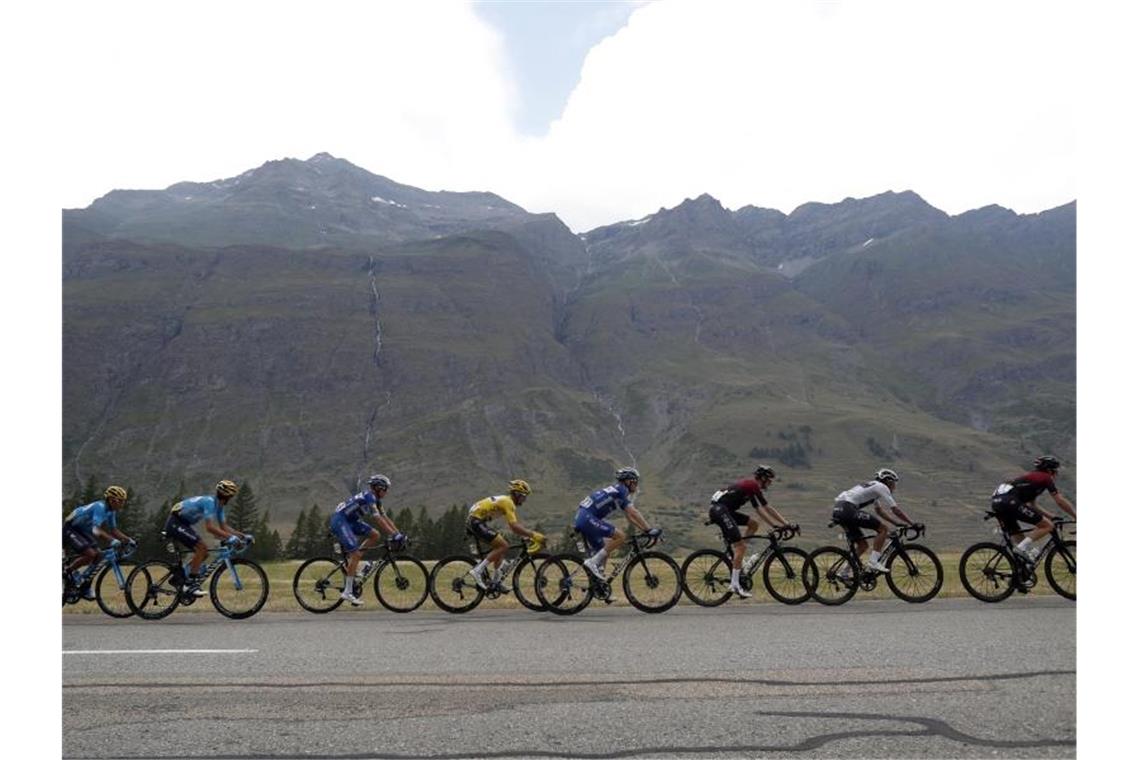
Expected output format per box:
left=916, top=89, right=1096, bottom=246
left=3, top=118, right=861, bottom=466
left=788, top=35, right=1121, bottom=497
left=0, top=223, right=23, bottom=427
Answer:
left=63, top=597, right=1075, bottom=759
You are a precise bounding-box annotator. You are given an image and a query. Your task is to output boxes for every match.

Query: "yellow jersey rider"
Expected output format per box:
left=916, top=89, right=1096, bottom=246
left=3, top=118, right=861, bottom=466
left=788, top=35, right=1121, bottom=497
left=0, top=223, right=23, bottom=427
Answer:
left=466, top=480, right=545, bottom=590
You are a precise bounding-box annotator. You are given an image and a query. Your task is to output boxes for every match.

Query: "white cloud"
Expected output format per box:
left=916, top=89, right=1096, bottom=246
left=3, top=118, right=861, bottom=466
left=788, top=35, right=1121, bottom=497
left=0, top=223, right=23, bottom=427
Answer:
left=32, top=0, right=1075, bottom=231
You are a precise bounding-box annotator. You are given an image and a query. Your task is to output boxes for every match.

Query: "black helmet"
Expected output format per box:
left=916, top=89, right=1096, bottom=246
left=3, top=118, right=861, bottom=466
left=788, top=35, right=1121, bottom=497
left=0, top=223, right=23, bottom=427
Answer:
left=1033, top=455, right=1060, bottom=473
left=753, top=465, right=775, bottom=480
left=615, top=467, right=640, bottom=483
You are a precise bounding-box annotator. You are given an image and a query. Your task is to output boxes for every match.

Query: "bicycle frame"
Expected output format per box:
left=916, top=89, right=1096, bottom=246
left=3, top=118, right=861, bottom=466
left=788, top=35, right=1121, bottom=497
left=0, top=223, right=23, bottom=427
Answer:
left=65, top=544, right=135, bottom=592
left=989, top=514, right=1073, bottom=574
left=169, top=541, right=251, bottom=590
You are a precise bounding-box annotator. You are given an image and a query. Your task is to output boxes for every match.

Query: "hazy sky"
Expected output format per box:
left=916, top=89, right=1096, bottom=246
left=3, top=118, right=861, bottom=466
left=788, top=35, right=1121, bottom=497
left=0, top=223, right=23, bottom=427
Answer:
left=40, top=0, right=1074, bottom=231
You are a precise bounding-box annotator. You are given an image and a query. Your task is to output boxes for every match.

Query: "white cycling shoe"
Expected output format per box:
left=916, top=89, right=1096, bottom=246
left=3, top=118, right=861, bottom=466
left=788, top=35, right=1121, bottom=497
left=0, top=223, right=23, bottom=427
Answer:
left=866, top=559, right=890, bottom=573
left=340, top=589, right=363, bottom=607
left=583, top=559, right=606, bottom=581
left=730, top=585, right=753, bottom=599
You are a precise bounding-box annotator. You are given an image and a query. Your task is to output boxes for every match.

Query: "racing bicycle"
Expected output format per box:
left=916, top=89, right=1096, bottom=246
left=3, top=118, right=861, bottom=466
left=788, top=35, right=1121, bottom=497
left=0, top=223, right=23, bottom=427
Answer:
left=535, top=531, right=682, bottom=615
left=681, top=524, right=812, bottom=606
left=63, top=542, right=141, bottom=618
left=428, top=535, right=552, bottom=614
left=958, top=514, right=1075, bottom=602
left=293, top=536, right=429, bottom=613
left=126, top=535, right=268, bottom=620
left=808, top=522, right=943, bottom=605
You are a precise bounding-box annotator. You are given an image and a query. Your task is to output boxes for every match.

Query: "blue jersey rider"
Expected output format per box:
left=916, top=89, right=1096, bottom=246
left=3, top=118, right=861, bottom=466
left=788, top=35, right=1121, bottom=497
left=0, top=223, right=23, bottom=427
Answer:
left=330, top=474, right=407, bottom=606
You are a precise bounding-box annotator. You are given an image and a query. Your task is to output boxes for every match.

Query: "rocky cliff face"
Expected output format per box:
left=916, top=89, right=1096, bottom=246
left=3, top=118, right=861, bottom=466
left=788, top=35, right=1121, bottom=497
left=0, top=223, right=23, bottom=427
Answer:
left=62, top=156, right=1075, bottom=547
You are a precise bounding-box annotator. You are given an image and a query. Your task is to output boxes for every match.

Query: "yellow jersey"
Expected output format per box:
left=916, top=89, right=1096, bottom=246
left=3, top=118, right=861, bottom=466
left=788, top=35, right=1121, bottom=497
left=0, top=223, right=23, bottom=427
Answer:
left=468, top=494, right=519, bottom=525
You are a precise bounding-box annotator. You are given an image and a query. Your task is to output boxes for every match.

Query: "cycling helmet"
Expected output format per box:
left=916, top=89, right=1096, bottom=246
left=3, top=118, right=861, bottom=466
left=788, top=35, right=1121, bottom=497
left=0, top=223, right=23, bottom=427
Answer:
left=875, top=468, right=900, bottom=484
left=508, top=479, right=532, bottom=496
left=104, top=485, right=127, bottom=503
left=1033, top=455, right=1060, bottom=473
left=753, top=465, right=775, bottom=481
left=615, top=467, right=640, bottom=483
left=216, top=480, right=239, bottom=498
left=369, top=474, right=392, bottom=489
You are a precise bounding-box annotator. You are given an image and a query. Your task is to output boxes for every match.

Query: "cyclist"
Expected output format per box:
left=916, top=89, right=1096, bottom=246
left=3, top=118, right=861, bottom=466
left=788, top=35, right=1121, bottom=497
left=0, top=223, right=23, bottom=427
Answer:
left=329, top=474, right=406, bottom=606
left=164, top=480, right=249, bottom=596
left=708, top=465, right=794, bottom=598
left=575, top=467, right=662, bottom=580
left=991, top=455, right=1076, bottom=562
left=466, top=479, right=546, bottom=590
left=63, top=485, right=136, bottom=599
left=831, top=469, right=915, bottom=573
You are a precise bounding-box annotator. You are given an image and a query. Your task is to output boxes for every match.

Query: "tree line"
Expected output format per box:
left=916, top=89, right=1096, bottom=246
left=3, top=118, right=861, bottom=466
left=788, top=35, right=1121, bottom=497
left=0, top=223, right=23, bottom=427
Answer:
left=63, top=477, right=578, bottom=561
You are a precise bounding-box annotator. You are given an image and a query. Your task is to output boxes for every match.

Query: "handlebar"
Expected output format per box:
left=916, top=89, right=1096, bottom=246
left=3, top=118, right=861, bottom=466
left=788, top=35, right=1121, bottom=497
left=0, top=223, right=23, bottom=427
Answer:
left=770, top=524, right=800, bottom=542
left=894, top=523, right=925, bottom=541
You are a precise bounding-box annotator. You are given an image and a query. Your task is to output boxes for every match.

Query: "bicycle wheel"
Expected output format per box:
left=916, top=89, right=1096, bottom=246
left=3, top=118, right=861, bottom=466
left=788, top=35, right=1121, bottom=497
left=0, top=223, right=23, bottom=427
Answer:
left=1044, top=540, right=1076, bottom=600
left=536, top=554, right=593, bottom=616
left=374, top=556, right=429, bottom=612
left=292, top=557, right=347, bottom=613
left=885, top=544, right=943, bottom=603
left=126, top=560, right=182, bottom=620
left=807, top=547, right=859, bottom=606
left=680, top=550, right=732, bottom=607
left=958, top=542, right=1017, bottom=603
left=428, top=556, right=484, bottom=613
left=762, top=547, right=813, bottom=605
left=512, top=552, right=551, bottom=612
left=210, top=559, right=269, bottom=619
left=623, top=551, right=682, bottom=613
left=95, top=563, right=140, bottom=618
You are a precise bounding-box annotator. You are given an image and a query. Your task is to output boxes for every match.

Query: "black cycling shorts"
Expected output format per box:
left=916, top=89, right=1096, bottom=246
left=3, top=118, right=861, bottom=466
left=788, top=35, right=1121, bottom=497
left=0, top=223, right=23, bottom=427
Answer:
left=832, top=501, right=881, bottom=543
left=467, top=517, right=500, bottom=545
left=991, top=496, right=1045, bottom=534
left=63, top=523, right=95, bottom=554
left=709, top=502, right=751, bottom=544
left=164, top=512, right=202, bottom=550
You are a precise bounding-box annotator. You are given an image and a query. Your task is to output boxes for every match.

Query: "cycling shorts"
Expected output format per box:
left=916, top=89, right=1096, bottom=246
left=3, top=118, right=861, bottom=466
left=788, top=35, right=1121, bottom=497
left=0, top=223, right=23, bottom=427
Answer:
left=709, top=502, right=751, bottom=544
left=164, top=512, right=202, bottom=550
left=991, top=496, right=1045, bottom=534
left=330, top=513, right=374, bottom=553
left=832, top=501, right=881, bottom=543
left=63, top=522, right=95, bottom=554
left=466, top=517, right=500, bottom=545
left=574, top=509, right=615, bottom=553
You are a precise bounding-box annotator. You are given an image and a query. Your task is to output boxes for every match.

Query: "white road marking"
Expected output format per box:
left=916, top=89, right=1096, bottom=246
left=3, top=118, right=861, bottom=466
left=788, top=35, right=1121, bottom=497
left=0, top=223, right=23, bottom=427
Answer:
left=64, top=649, right=258, bottom=655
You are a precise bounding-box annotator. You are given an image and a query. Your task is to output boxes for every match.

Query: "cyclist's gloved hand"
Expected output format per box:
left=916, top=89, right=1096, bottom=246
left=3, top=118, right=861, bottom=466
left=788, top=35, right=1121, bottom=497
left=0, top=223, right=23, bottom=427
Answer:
left=392, top=531, right=407, bottom=548
left=225, top=535, right=241, bottom=547
left=526, top=532, right=546, bottom=554
left=111, top=538, right=122, bottom=549
left=648, top=527, right=663, bottom=539
left=243, top=533, right=255, bottom=544
left=127, top=537, right=138, bottom=547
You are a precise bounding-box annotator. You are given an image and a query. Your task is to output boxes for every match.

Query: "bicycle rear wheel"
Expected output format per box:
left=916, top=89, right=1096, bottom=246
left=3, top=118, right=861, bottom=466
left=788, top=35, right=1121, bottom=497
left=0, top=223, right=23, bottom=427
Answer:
left=680, top=550, right=732, bottom=607
left=126, top=561, right=182, bottom=620
left=885, top=544, right=943, bottom=603
left=536, top=554, right=593, bottom=615
left=512, top=552, right=551, bottom=612
left=428, top=556, right=484, bottom=613
left=95, top=563, right=139, bottom=618
left=807, top=547, right=859, bottom=606
left=623, top=551, right=682, bottom=613
left=210, top=559, right=269, bottom=619
left=762, top=547, right=813, bottom=605
left=292, top=557, right=347, bottom=613
left=958, top=542, right=1017, bottom=603
left=374, top=556, right=429, bottom=612
left=1044, top=540, right=1076, bottom=600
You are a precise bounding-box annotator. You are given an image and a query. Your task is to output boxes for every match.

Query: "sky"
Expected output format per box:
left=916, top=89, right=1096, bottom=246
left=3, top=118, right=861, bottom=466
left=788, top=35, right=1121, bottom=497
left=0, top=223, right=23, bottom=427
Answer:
left=19, top=0, right=1078, bottom=233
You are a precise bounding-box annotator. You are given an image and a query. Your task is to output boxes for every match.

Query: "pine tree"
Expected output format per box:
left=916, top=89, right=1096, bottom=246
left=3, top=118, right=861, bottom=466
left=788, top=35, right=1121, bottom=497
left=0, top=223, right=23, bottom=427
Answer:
left=226, top=482, right=259, bottom=533
left=284, top=509, right=307, bottom=559
left=302, top=505, right=328, bottom=557
left=115, top=485, right=147, bottom=541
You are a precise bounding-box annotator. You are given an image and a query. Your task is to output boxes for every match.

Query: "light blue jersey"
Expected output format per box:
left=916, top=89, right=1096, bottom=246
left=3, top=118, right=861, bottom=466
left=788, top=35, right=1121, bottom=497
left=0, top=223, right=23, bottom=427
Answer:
left=66, top=500, right=118, bottom=532
left=172, top=495, right=224, bottom=525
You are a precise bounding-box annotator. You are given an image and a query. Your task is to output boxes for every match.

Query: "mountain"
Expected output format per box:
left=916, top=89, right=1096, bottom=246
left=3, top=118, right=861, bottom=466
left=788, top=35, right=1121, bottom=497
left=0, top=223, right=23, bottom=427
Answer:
left=62, top=157, right=1075, bottom=549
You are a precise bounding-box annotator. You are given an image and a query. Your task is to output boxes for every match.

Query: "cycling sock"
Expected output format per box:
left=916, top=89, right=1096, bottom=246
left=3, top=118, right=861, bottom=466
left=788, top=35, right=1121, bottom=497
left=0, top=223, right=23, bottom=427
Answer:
left=1016, top=537, right=1033, bottom=551
left=589, top=549, right=608, bottom=566
left=472, top=559, right=489, bottom=576
left=731, top=568, right=740, bottom=587
left=869, top=551, right=882, bottom=565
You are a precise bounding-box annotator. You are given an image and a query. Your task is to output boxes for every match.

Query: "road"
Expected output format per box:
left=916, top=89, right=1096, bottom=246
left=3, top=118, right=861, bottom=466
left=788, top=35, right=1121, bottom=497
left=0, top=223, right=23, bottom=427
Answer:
left=63, top=597, right=1075, bottom=759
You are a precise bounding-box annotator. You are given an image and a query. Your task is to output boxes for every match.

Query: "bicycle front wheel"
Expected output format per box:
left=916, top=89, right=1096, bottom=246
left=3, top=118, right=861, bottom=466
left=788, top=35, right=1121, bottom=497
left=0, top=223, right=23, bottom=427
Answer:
left=1044, top=540, right=1076, bottom=600
left=374, top=556, right=429, bottom=612
left=885, top=544, right=944, bottom=603
left=292, top=558, right=347, bottom=613
left=126, top=561, right=181, bottom=620
left=536, top=554, right=592, bottom=615
left=680, top=550, right=732, bottom=607
left=958, top=542, right=1016, bottom=603
left=512, top=552, right=551, bottom=612
left=762, top=547, right=813, bottom=605
left=808, top=547, right=859, bottom=606
left=95, top=563, right=139, bottom=618
left=210, top=559, right=269, bottom=619
left=428, top=556, right=484, bottom=614
left=623, top=551, right=682, bottom=613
